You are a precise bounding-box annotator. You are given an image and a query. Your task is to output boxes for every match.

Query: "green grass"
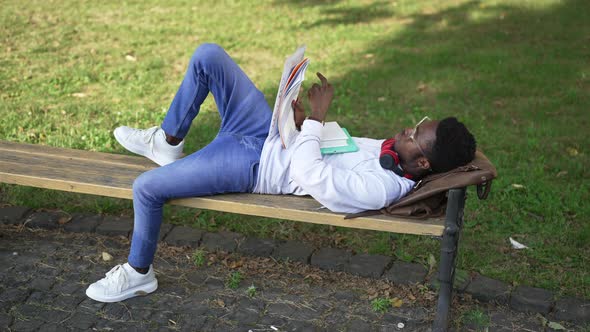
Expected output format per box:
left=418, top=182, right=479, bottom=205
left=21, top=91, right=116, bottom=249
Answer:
left=1, top=0, right=589, bottom=299
left=371, top=297, right=392, bottom=313
left=246, top=285, right=257, bottom=298
left=226, top=272, right=242, bottom=290
left=192, top=249, right=206, bottom=267
left=458, top=307, right=490, bottom=331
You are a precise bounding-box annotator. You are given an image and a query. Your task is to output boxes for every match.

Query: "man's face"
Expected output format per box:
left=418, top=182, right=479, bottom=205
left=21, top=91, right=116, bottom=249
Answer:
left=394, top=119, right=439, bottom=169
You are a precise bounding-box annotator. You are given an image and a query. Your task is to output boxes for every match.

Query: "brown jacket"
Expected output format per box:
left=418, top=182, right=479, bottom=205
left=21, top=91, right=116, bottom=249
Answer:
left=347, top=151, right=497, bottom=219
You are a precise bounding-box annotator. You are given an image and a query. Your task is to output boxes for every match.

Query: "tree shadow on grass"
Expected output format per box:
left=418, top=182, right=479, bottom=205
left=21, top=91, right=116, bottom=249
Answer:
left=275, top=0, right=394, bottom=27
left=278, top=0, right=589, bottom=297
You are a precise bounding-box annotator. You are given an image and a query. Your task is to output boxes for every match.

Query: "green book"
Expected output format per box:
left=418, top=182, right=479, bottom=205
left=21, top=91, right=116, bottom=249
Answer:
left=320, top=128, right=359, bottom=155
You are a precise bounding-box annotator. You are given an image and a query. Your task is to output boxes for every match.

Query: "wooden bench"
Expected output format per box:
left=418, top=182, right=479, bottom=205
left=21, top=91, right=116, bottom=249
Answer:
left=0, top=140, right=467, bottom=331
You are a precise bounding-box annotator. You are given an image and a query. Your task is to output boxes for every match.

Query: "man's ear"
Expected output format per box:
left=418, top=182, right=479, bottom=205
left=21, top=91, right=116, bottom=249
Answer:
left=416, top=157, right=431, bottom=170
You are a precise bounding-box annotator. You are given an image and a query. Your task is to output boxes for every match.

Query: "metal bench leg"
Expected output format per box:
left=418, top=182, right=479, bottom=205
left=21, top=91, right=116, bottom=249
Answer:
left=432, top=188, right=466, bottom=332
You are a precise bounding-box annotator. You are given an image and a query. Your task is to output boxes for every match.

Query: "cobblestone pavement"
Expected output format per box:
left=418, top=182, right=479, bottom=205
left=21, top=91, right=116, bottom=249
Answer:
left=0, top=225, right=584, bottom=331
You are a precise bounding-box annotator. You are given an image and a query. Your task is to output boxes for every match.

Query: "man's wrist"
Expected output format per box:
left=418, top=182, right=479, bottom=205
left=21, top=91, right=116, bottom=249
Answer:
left=306, top=115, right=325, bottom=124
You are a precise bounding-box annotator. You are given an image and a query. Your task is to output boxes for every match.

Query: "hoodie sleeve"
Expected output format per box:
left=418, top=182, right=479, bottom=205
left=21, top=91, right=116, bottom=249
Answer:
left=289, top=119, right=408, bottom=213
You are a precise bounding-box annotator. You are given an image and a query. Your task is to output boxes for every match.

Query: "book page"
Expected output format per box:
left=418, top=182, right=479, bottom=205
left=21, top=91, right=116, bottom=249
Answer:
left=278, top=59, right=309, bottom=148
left=321, top=122, right=348, bottom=142
left=268, top=46, right=306, bottom=139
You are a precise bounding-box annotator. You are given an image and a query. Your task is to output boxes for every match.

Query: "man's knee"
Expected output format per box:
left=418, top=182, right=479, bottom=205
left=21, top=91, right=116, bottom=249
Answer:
left=132, top=172, right=163, bottom=204
left=191, top=43, right=226, bottom=68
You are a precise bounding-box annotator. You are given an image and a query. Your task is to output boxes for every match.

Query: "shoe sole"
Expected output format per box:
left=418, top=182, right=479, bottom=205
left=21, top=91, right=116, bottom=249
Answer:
left=86, top=279, right=158, bottom=303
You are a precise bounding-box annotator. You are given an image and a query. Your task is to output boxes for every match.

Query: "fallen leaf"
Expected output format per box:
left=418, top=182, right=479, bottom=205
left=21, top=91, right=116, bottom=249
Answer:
left=548, top=321, right=566, bottom=330
left=303, top=273, right=322, bottom=281
left=493, top=100, right=505, bottom=108
left=102, top=252, right=113, bottom=261
left=556, top=171, right=568, bottom=177
left=58, top=214, right=72, bottom=225
left=428, top=254, right=436, bottom=271
left=566, top=147, right=579, bottom=156
left=391, top=297, right=403, bottom=308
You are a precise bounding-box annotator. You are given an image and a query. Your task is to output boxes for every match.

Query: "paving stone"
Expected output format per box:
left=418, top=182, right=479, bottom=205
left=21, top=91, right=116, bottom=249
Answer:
left=31, top=277, right=56, bottom=291
left=238, top=237, right=277, bottom=257
left=35, top=307, right=71, bottom=323
left=332, top=290, right=360, bottom=304
left=201, top=231, right=244, bottom=252
left=64, top=213, right=101, bottom=233
left=0, top=287, right=30, bottom=304
left=311, top=247, right=352, bottom=272
left=10, top=318, right=44, bottom=331
left=158, top=223, right=174, bottom=241
left=509, top=285, right=553, bottom=314
left=95, top=216, right=133, bottom=237
left=383, top=261, right=427, bottom=285
left=291, top=307, right=318, bottom=321
left=149, top=310, right=176, bottom=326
left=552, top=297, right=590, bottom=324
left=54, top=294, right=85, bottom=310
left=67, top=311, right=97, bottom=329
left=163, top=226, right=203, bottom=247
left=177, top=314, right=207, bottom=330
left=0, top=206, right=31, bottom=225
left=266, top=302, right=296, bottom=316
left=227, top=307, right=260, bottom=325
left=23, top=211, right=64, bottom=229
left=26, top=290, right=57, bottom=304
left=205, top=277, right=225, bottom=290
left=286, top=320, right=318, bottom=331
left=186, top=271, right=208, bottom=285
left=38, top=323, right=74, bottom=332
left=0, top=312, right=13, bottom=328
left=347, top=318, right=372, bottom=331
left=52, top=280, right=84, bottom=295
left=345, top=253, right=392, bottom=278
left=272, top=240, right=314, bottom=264
left=78, top=298, right=106, bottom=313
left=103, top=302, right=132, bottom=320
left=465, top=274, right=511, bottom=304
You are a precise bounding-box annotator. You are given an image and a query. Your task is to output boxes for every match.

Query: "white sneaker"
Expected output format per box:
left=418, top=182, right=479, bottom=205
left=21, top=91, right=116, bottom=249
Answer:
left=113, top=126, right=184, bottom=166
left=86, top=263, right=158, bottom=303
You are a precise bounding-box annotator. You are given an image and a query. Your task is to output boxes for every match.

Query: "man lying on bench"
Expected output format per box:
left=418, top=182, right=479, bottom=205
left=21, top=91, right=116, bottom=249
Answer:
left=86, top=43, right=477, bottom=303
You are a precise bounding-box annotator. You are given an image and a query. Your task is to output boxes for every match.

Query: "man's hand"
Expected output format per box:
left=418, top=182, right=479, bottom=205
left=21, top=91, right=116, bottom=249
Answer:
left=292, top=96, right=305, bottom=130
left=307, top=72, right=333, bottom=123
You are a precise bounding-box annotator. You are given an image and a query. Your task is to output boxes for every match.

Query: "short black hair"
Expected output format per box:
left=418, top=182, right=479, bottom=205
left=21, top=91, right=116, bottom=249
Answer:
left=428, top=117, right=476, bottom=173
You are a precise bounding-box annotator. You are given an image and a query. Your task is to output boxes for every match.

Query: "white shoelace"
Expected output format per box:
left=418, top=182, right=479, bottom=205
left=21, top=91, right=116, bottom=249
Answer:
left=104, top=264, right=128, bottom=292
left=144, top=127, right=162, bottom=157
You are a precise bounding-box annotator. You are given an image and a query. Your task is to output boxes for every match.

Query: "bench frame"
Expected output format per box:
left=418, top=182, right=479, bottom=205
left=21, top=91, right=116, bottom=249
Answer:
left=0, top=140, right=467, bottom=331
left=433, top=187, right=466, bottom=331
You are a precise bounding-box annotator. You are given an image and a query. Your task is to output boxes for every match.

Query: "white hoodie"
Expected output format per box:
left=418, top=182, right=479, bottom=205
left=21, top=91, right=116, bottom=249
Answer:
left=253, top=119, right=415, bottom=213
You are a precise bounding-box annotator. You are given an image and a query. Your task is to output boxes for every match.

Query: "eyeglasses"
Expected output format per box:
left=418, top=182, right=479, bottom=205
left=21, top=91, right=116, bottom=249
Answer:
left=409, top=116, right=430, bottom=159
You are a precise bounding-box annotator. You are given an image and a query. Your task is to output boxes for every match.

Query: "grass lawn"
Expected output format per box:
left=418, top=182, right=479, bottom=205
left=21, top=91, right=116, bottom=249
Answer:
left=1, top=0, right=588, bottom=299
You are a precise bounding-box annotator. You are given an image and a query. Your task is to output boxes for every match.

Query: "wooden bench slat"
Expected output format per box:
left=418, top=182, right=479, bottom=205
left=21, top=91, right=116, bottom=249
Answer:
left=0, top=141, right=444, bottom=236
left=0, top=140, right=155, bottom=170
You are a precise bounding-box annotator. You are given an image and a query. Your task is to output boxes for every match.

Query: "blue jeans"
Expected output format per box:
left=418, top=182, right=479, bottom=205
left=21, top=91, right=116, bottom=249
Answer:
left=128, top=44, right=272, bottom=268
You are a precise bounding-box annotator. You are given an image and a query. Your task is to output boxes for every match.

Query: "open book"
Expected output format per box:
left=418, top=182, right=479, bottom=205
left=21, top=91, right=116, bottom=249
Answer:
left=272, top=46, right=358, bottom=154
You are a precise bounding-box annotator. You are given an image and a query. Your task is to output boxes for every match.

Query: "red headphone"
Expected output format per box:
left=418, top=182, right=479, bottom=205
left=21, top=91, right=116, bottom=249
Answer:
left=379, top=138, right=413, bottom=179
